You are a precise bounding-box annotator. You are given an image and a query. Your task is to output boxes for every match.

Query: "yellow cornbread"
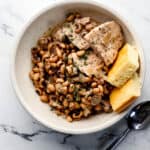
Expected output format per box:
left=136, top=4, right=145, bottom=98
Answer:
left=107, top=44, right=139, bottom=87
left=110, top=74, right=141, bottom=112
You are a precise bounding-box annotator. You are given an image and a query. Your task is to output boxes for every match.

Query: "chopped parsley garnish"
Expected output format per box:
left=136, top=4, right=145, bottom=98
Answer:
left=76, top=93, right=80, bottom=101
left=68, top=35, right=74, bottom=41
left=73, top=86, right=80, bottom=101
left=63, top=23, right=70, bottom=28
left=64, top=56, right=68, bottom=63
left=69, top=28, right=73, bottom=33
left=81, top=54, right=88, bottom=60
left=84, top=60, right=88, bottom=65
left=67, top=78, right=72, bottom=82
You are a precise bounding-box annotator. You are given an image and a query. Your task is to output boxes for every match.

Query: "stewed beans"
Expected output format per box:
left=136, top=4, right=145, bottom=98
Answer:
left=29, top=12, right=113, bottom=122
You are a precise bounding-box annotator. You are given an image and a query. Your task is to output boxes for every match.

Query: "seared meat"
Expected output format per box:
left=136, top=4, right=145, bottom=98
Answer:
left=84, top=21, right=124, bottom=66
left=71, top=51, right=104, bottom=78
left=63, top=23, right=90, bottom=49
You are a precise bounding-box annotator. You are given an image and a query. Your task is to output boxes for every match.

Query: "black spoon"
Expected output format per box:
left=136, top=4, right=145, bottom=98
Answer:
left=106, top=101, right=150, bottom=150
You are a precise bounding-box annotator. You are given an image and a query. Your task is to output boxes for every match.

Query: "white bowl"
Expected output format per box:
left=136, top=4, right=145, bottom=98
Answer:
left=11, top=0, right=145, bottom=134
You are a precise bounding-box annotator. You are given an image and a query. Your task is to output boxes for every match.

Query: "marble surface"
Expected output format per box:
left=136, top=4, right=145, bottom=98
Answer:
left=0, top=0, right=150, bottom=149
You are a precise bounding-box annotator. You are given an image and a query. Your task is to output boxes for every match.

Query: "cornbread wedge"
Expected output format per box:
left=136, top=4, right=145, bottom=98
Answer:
left=110, top=73, right=141, bottom=112
left=107, top=44, right=139, bottom=87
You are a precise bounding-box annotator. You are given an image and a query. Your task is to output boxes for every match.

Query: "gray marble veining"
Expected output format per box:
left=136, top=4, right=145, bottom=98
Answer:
left=0, top=0, right=150, bottom=149
left=0, top=24, right=14, bottom=37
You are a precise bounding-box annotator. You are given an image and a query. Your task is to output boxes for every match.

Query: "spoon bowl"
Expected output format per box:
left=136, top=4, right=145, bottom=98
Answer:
left=127, top=101, right=150, bottom=130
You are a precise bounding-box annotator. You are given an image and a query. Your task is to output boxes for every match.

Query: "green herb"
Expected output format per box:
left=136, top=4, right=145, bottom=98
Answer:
left=73, top=64, right=80, bottom=72
left=73, top=86, right=80, bottom=101
left=64, top=56, right=68, bottom=62
left=69, top=36, right=74, bottom=41
left=79, top=54, right=88, bottom=62
left=86, top=49, right=91, bottom=55
left=82, top=54, right=88, bottom=60
left=85, top=90, right=92, bottom=98
left=63, top=23, right=70, bottom=28
left=84, top=60, right=88, bottom=66
left=76, top=93, right=80, bottom=101
left=69, top=28, right=73, bottom=33
left=68, top=78, right=72, bottom=82
left=73, top=86, right=78, bottom=97
left=79, top=50, right=91, bottom=61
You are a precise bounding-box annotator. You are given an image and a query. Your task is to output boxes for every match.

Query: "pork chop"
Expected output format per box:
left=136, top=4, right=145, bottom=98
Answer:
left=71, top=51, right=104, bottom=78
left=84, top=21, right=124, bottom=66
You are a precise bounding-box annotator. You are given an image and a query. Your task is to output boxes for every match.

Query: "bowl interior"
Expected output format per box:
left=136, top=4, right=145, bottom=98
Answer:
left=13, top=1, right=144, bottom=134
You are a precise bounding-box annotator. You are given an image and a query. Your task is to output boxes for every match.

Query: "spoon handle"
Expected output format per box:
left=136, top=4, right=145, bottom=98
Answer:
left=106, top=128, right=131, bottom=150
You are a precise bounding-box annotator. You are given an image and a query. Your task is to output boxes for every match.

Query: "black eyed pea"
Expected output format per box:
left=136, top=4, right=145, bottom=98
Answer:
left=92, top=88, right=100, bottom=94
left=82, top=77, right=91, bottom=83
left=56, top=78, right=64, bottom=83
left=49, top=56, right=58, bottom=63
left=63, top=81, right=69, bottom=86
left=91, top=82, right=97, bottom=88
left=66, top=94, right=73, bottom=101
left=57, top=60, right=63, bottom=67
left=32, top=67, right=40, bottom=73
left=56, top=47, right=62, bottom=58
left=85, top=22, right=97, bottom=31
left=38, top=37, right=48, bottom=48
left=66, top=65, right=73, bottom=75
left=47, top=83, right=55, bottom=93
left=76, top=50, right=85, bottom=57
left=98, top=85, right=104, bottom=93
left=66, top=13, right=75, bottom=22
left=60, top=64, right=65, bottom=74
left=33, top=73, right=40, bottom=81
left=68, top=84, right=74, bottom=93
left=66, top=116, right=73, bottom=122
left=75, top=23, right=82, bottom=33
left=72, top=111, right=83, bottom=119
left=63, top=99, right=69, bottom=108
left=68, top=58, right=73, bottom=65
left=94, top=105, right=102, bottom=112
left=58, top=42, right=66, bottom=49
left=40, top=95, right=49, bottom=103
left=50, top=63, right=57, bottom=68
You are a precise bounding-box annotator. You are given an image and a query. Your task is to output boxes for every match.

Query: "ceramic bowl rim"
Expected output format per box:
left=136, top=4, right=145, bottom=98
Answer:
left=11, top=0, right=145, bottom=134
